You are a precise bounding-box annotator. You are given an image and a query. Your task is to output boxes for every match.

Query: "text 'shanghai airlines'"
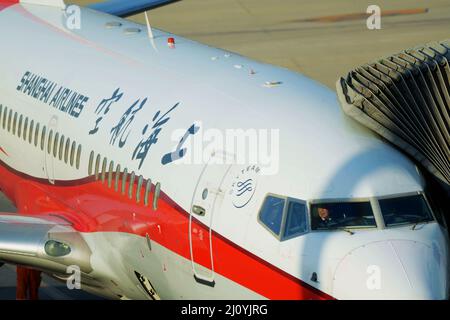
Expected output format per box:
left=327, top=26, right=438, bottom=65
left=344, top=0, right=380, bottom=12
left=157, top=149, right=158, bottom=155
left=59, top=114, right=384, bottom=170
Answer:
left=0, top=0, right=449, bottom=300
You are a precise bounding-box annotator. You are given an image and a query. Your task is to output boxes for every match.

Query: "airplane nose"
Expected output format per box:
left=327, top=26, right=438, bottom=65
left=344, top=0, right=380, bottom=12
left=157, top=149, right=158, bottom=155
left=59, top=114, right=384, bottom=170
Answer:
left=332, top=240, right=448, bottom=299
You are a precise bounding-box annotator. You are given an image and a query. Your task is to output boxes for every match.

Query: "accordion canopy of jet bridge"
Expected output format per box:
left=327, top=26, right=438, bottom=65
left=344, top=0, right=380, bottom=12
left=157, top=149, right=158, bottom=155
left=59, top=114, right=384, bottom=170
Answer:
left=336, top=41, right=450, bottom=196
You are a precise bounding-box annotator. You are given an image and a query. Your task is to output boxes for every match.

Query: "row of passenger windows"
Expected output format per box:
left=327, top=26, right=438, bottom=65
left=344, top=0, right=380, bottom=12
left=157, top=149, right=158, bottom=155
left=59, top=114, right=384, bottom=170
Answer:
left=0, top=103, right=161, bottom=210
left=0, top=104, right=82, bottom=169
left=88, top=151, right=161, bottom=210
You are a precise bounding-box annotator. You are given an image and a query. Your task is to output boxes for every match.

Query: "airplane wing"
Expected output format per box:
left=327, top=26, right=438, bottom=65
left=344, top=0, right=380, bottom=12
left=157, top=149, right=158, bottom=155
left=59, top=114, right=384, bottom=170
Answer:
left=0, top=213, right=94, bottom=279
left=87, top=0, right=181, bottom=18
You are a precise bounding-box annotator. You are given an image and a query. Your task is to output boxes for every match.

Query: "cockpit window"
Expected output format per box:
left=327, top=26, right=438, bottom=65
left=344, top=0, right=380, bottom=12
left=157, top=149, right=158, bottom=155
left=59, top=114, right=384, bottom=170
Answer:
left=259, top=195, right=285, bottom=236
left=283, top=201, right=308, bottom=239
left=379, top=194, right=433, bottom=227
left=311, top=201, right=376, bottom=230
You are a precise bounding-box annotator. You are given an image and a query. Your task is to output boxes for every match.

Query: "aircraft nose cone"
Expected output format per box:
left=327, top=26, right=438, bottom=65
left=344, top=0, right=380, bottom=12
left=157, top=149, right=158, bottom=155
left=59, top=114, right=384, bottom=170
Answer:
left=332, top=240, right=448, bottom=299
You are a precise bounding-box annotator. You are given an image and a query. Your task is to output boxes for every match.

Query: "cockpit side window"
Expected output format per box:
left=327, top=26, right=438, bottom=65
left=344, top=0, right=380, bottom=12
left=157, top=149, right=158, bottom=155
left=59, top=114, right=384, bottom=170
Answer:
left=283, top=201, right=308, bottom=240
left=259, top=195, right=285, bottom=237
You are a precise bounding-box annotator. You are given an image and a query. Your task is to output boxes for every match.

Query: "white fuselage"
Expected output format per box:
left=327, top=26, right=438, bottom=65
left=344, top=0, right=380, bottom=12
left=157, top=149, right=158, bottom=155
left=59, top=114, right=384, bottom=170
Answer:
left=0, top=3, right=448, bottom=299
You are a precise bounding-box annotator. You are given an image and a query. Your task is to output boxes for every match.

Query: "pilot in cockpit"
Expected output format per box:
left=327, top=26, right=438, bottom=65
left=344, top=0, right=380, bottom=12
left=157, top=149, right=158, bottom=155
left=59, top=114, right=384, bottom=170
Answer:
left=317, top=207, right=332, bottom=227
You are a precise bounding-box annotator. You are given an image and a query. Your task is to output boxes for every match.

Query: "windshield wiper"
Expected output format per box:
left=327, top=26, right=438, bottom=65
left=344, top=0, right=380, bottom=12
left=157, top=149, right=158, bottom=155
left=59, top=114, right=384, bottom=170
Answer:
left=411, top=218, right=431, bottom=230
left=341, top=228, right=355, bottom=235
left=330, top=226, right=355, bottom=235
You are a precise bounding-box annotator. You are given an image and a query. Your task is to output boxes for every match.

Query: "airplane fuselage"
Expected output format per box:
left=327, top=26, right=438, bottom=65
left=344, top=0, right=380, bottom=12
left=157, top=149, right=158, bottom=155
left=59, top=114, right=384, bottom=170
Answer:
left=0, top=2, right=448, bottom=299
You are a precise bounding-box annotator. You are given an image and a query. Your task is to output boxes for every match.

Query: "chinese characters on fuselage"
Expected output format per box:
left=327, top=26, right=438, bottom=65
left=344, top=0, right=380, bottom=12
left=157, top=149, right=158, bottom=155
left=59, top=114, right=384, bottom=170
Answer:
left=90, top=88, right=186, bottom=170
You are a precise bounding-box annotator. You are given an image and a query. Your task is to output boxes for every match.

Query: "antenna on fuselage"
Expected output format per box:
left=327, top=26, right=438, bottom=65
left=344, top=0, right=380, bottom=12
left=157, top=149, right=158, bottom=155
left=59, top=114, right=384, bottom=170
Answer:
left=144, top=11, right=158, bottom=52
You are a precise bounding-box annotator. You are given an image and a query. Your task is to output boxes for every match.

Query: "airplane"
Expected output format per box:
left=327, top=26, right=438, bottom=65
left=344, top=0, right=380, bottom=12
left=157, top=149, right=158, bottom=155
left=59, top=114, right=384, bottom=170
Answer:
left=0, top=0, right=448, bottom=300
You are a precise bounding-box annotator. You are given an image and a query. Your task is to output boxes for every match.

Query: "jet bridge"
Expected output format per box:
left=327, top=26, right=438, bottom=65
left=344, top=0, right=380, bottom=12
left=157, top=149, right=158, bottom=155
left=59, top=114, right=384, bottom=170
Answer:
left=336, top=40, right=450, bottom=203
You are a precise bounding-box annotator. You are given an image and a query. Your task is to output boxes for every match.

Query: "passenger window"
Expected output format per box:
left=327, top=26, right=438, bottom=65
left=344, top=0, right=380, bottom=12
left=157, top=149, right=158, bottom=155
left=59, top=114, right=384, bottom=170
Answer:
left=47, top=129, right=53, bottom=155
left=259, top=195, right=286, bottom=237
left=40, top=126, right=47, bottom=150
left=2, top=106, right=7, bottom=129
left=144, top=179, right=152, bottom=207
left=53, top=132, right=59, bottom=158
left=70, top=141, right=76, bottom=166
left=153, top=182, right=161, bottom=210
left=58, top=135, right=65, bottom=160
left=94, top=154, right=101, bottom=180
left=283, top=201, right=308, bottom=239
left=17, top=114, right=22, bottom=138
left=13, top=112, right=17, bottom=135
left=12, top=112, right=17, bottom=135
left=22, top=117, right=28, bottom=141
left=2, top=107, right=7, bottom=130
left=22, top=118, right=28, bottom=141
left=88, top=151, right=94, bottom=175
left=7, top=109, right=12, bottom=132
left=136, top=175, right=143, bottom=203
left=64, top=138, right=70, bottom=163
left=28, top=120, right=34, bottom=144
left=101, top=157, right=107, bottom=182
left=128, top=171, right=135, bottom=199
left=108, top=161, right=114, bottom=188
left=114, top=164, right=121, bottom=192
left=121, top=168, right=128, bottom=195
left=75, top=145, right=82, bottom=169
left=34, top=123, right=39, bottom=147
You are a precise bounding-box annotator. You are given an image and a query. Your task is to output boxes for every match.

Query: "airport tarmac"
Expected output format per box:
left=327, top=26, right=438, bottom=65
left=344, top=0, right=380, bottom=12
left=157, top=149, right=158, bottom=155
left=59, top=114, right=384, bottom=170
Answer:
left=1, top=0, right=450, bottom=300
left=73, top=0, right=450, bottom=88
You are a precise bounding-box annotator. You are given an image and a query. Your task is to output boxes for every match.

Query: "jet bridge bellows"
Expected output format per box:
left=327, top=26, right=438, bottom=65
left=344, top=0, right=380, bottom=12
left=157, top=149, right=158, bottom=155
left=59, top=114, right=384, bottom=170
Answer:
left=336, top=40, right=450, bottom=195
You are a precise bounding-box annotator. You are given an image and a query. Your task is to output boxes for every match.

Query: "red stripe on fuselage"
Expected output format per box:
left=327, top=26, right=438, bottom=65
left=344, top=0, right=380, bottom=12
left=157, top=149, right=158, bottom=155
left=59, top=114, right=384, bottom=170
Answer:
left=0, top=160, right=333, bottom=300
left=0, top=1, right=18, bottom=12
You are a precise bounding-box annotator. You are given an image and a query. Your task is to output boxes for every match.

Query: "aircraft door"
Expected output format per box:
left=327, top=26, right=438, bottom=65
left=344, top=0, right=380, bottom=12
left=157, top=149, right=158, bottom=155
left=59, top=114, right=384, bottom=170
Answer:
left=189, top=151, right=233, bottom=287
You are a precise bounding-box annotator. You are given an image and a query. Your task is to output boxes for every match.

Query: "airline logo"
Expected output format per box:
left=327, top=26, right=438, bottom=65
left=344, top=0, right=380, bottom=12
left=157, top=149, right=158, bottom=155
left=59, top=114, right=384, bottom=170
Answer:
left=231, top=165, right=260, bottom=208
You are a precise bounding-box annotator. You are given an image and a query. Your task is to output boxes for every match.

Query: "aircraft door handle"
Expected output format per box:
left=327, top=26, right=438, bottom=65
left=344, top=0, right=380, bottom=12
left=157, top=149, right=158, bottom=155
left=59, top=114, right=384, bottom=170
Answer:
left=192, top=205, right=206, bottom=216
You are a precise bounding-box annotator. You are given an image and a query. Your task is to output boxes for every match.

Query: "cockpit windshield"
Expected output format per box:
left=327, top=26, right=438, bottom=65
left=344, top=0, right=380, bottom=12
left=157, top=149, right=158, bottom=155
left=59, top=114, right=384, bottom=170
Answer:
left=379, top=194, right=433, bottom=227
left=311, top=201, right=376, bottom=230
